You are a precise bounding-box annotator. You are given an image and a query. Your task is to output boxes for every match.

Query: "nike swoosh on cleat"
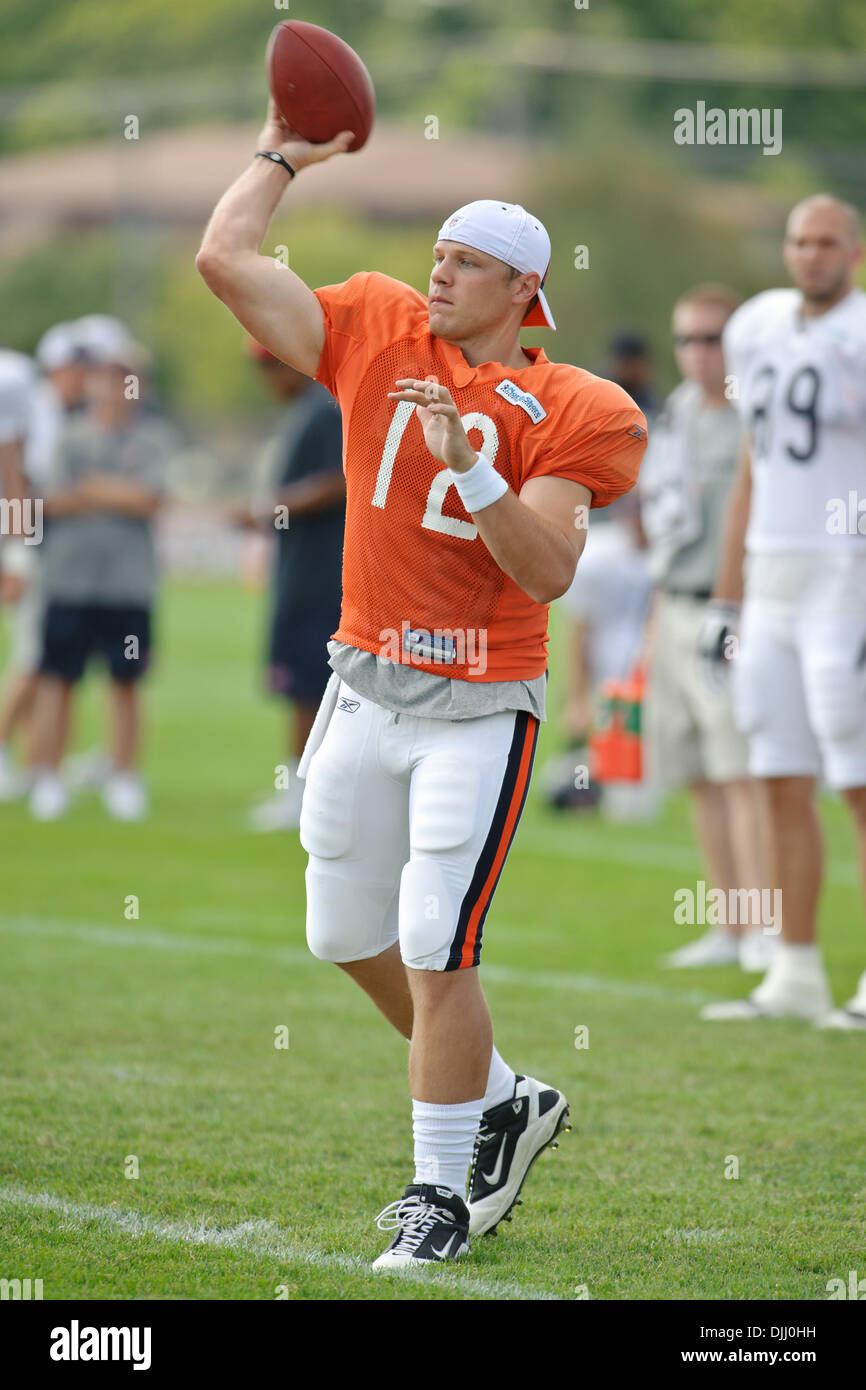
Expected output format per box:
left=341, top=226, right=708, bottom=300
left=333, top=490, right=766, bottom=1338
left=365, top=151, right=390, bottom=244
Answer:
left=481, top=1134, right=508, bottom=1186
left=431, top=1232, right=461, bottom=1259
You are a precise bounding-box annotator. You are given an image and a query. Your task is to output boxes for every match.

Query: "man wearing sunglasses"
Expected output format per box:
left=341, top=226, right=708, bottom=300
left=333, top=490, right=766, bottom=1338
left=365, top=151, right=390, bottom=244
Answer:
left=640, top=285, right=771, bottom=974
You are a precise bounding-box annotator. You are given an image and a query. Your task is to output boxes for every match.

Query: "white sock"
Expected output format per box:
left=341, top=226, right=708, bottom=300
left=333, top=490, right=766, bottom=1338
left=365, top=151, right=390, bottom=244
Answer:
left=759, top=942, right=825, bottom=995
left=775, top=942, right=824, bottom=977
left=483, top=1046, right=517, bottom=1111
left=412, top=1098, right=484, bottom=1198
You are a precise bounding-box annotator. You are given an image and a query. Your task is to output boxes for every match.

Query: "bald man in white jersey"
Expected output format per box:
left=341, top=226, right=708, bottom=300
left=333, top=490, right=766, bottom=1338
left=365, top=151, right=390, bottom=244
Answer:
left=700, top=195, right=866, bottom=1026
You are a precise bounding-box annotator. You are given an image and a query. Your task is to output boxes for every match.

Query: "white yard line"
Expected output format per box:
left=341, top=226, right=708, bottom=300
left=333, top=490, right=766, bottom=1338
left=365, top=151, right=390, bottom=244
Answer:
left=514, top=824, right=860, bottom=886
left=481, top=962, right=714, bottom=1005
left=0, top=916, right=309, bottom=963
left=0, top=916, right=716, bottom=1006
left=79, top=1062, right=183, bottom=1086
left=0, top=1186, right=562, bottom=1302
left=664, top=1227, right=732, bottom=1245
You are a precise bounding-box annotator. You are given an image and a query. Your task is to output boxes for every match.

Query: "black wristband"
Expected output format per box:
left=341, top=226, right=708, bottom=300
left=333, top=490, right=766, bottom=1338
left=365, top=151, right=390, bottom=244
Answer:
left=256, top=150, right=296, bottom=179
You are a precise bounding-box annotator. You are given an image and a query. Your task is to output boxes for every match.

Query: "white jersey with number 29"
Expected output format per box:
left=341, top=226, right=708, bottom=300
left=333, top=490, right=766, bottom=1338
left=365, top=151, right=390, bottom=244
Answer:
left=723, top=287, right=866, bottom=552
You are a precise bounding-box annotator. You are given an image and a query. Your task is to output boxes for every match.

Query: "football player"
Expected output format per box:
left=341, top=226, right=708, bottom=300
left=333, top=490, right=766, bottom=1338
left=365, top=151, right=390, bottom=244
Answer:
left=700, top=194, right=866, bottom=1026
left=197, top=102, right=648, bottom=1265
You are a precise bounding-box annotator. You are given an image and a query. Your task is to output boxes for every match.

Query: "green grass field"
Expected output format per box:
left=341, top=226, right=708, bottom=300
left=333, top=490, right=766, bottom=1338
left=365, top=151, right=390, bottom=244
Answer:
left=1, top=582, right=864, bottom=1302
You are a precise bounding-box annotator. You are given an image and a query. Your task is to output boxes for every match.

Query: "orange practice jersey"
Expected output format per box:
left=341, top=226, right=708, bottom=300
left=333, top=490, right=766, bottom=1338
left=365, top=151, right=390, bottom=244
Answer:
left=314, top=271, right=647, bottom=682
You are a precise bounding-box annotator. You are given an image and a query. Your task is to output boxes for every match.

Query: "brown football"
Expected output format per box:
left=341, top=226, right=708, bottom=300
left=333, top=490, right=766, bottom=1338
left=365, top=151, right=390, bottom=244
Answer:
left=266, top=20, right=375, bottom=152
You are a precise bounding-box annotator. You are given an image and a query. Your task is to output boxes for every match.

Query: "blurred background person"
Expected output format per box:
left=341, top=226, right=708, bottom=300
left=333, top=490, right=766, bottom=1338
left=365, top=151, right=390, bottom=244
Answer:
left=606, top=331, right=660, bottom=421
left=54, top=316, right=158, bottom=795
left=702, top=196, right=866, bottom=1025
left=640, top=284, right=772, bottom=971
left=542, top=329, right=657, bottom=817
left=543, top=494, right=653, bottom=816
left=0, top=323, right=96, bottom=799
left=239, top=339, right=345, bottom=832
left=26, top=335, right=177, bottom=821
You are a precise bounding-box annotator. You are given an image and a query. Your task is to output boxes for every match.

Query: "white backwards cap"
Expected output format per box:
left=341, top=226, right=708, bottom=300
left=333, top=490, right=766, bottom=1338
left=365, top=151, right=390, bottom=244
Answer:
left=436, top=199, right=556, bottom=329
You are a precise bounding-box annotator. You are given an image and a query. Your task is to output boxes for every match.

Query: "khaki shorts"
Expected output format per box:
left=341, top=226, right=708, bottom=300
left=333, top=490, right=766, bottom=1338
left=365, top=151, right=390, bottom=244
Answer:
left=644, top=591, right=750, bottom=787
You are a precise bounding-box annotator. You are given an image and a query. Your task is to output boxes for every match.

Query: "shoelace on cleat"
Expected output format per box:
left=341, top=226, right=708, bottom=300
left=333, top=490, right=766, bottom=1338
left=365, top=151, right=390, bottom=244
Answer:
left=470, top=1121, right=497, bottom=1173
left=375, top=1196, right=456, bottom=1255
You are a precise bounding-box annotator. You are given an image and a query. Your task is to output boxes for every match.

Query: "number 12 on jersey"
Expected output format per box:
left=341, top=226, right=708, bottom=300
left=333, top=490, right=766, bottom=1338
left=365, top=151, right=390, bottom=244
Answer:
left=371, top=400, right=501, bottom=539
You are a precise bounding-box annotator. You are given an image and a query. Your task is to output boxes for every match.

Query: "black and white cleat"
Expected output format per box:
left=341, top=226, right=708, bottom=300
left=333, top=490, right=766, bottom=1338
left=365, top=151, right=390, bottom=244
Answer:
left=468, top=1074, right=570, bottom=1237
left=372, top=1184, right=471, bottom=1269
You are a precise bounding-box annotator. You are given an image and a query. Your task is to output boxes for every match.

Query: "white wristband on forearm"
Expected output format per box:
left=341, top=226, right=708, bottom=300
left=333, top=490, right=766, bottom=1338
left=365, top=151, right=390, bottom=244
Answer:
left=449, top=452, right=508, bottom=514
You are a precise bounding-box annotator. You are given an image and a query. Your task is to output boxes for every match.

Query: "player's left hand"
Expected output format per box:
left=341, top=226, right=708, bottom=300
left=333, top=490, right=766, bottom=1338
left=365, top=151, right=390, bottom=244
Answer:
left=387, top=378, right=477, bottom=471
left=697, top=599, right=740, bottom=693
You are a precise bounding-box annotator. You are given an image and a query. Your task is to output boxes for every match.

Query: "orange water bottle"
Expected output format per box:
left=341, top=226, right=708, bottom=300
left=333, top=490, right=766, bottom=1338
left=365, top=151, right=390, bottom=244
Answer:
left=589, top=664, right=645, bottom=782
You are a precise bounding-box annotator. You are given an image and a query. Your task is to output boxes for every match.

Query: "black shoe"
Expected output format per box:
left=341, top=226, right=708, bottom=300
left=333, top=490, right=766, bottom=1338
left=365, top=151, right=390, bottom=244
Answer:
left=372, top=1183, right=471, bottom=1267
left=468, top=1075, right=570, bottom=1236
left=542, top=747, right=601, bottom=811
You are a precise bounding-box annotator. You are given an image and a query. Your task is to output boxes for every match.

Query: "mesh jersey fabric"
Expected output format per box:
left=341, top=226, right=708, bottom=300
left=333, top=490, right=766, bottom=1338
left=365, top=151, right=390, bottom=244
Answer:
left=314, top=270, right=647, bottom=682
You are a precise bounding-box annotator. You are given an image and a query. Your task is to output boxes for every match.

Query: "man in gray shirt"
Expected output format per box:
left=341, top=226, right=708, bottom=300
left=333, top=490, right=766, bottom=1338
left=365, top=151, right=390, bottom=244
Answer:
left=27, top=339, right=175, bottom=821
left=640, top=284, right=771, bottom=971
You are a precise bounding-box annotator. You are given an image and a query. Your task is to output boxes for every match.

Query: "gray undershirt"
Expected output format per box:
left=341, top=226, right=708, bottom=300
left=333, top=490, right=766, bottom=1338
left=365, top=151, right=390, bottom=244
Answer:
left=327, top=640, right=548, bottom=722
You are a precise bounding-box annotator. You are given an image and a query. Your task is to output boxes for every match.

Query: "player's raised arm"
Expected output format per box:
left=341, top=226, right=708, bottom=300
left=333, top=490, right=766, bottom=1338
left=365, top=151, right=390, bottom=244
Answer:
left=195, top=100, right=354, bottom=377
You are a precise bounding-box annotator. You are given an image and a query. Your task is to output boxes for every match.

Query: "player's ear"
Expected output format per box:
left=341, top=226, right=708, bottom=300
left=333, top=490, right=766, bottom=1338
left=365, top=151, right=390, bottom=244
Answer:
left=514, top=274, right=540, bottom=317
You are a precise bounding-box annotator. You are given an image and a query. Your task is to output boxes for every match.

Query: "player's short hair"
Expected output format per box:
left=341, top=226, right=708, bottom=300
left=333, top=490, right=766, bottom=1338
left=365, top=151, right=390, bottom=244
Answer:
left=672, top=283, right=742, bottom=323
left=786, top=193, right=862, bottom=244
left=507, top=263, right=540, bottom=320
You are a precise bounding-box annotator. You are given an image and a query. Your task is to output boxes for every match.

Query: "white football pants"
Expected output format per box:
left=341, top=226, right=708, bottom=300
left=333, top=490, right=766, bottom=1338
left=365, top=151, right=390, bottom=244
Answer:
left=299, top=679, right=539, bottom=971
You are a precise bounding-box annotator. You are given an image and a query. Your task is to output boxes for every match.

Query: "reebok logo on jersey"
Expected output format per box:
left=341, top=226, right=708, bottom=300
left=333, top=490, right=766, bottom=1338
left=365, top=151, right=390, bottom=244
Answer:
left=338, top=698, right=360, bottom=713
left=495, top=379, right=547, bottom=423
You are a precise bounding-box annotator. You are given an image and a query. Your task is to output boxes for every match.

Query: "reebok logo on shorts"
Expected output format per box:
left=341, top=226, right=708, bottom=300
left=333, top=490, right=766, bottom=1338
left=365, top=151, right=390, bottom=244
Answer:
left=338, top=697, right=361, bottom=713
